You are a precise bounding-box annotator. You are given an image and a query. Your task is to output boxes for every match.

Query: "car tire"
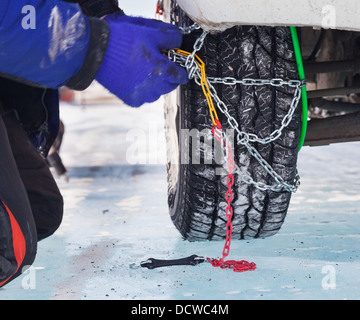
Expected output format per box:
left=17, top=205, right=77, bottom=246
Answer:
left=164, top=8, right=301, bottom=241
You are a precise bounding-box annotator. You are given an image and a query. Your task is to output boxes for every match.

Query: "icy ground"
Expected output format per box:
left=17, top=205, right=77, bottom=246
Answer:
left=1, top=94, right=360, bottom=300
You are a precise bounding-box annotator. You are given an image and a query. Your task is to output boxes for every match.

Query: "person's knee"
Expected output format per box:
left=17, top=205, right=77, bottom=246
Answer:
left=0, top=201, right=37, bottom=288
left=0, top=243, right=37, bottom=288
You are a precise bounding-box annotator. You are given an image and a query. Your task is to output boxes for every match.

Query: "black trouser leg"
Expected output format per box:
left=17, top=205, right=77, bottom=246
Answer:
left=0, top=109, right=64, bottom=287
left=0, top=113, right=37, bottom=287
left=3, top=110, right=64, bottom=241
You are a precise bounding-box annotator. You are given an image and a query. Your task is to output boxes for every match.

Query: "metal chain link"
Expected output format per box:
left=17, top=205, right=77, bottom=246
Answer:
left=180, top=23, right=201, bottom=34
left=207, top=77, right=304, bottom=145
left=168, top=23, right=303, bottom=193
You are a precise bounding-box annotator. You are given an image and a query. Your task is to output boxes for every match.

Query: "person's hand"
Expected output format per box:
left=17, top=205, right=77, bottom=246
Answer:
left=95, top=15, right=189, bottom=107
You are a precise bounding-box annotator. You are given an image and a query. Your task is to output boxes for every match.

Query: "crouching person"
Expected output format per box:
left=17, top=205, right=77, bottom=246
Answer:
left=0, top=0, right=188, bottom=288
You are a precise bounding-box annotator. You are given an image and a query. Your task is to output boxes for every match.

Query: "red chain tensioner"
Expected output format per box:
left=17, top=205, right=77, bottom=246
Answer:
left=195, top=51, right=256, bottom=272
left=208, top=120, right=256, bottom=272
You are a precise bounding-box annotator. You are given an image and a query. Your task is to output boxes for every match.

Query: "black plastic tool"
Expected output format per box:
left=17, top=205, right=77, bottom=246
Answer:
left=130, top=255, right=206, bottom=270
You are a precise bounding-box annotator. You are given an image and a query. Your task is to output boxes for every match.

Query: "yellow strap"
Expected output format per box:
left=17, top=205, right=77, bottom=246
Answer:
left=175, top=49, right=220, bottom=127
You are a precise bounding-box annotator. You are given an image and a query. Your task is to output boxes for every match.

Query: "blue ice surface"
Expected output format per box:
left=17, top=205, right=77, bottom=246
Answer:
left=1, top=101, right=360, bottom=300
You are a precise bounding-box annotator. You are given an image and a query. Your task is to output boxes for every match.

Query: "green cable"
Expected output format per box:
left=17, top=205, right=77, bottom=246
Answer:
left=290, top=26, right=308, bottom=151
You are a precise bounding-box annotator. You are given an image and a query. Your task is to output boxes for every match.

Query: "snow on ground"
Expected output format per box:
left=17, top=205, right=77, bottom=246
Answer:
left=1, top=87, right=360, bottom=300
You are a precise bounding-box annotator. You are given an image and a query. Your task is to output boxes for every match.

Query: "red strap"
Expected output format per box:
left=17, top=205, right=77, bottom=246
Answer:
left=0, top=202, right=26, bottom=287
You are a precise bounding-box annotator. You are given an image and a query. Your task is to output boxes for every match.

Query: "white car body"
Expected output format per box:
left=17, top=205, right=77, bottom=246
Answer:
left=176, top=0, right=360, bottom=32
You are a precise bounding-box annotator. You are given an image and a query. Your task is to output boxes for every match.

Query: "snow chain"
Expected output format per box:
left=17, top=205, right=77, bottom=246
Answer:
left=166, top=23, right=303, bottom=273
left=130, top=9, right=305, bottom=273
left=168, top=26, right=305, bottom=193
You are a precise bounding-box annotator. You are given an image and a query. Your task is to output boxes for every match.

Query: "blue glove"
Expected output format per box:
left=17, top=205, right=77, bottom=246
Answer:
left=95, top=15, right=189, bottom=107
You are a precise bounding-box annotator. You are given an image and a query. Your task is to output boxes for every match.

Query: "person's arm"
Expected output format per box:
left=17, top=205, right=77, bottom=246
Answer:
left=0, top=0, right=109, bottom=90
left=0, top=0, right=188, bottom=107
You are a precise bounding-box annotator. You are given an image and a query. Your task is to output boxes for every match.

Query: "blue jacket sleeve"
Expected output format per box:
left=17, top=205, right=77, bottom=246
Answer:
left=0, top=0, right=109, bottom=90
